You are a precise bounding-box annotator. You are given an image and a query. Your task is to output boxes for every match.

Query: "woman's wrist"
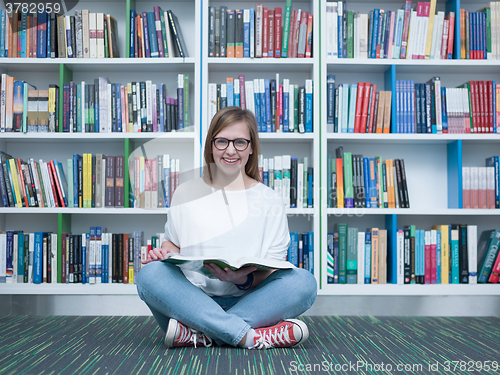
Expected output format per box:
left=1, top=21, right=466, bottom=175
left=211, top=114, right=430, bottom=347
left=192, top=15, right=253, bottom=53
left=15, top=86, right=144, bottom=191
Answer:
left=234, top=273, right=254, bottom=291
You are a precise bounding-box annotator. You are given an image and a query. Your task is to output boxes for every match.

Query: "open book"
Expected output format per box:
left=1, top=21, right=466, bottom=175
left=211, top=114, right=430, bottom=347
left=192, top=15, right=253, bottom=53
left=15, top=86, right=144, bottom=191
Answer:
left=161, top=254, right=295, bottom=279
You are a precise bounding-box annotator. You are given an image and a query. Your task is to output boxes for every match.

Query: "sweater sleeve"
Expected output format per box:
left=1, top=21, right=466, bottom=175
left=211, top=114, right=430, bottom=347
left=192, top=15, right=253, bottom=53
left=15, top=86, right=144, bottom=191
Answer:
left=264, top=195, right=290, bottom=261
left=164, top=208, right=180, bottom=248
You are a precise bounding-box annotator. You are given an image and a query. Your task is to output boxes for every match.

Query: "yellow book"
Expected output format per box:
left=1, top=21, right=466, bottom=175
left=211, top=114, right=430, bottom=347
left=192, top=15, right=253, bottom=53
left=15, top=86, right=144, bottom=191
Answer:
left=433, top=225, right=450, bottom=284
left=8, top=159, right=23, bottom=207
left=424, top=0, right=437, bottom=59
left=371, top=228, right=379, bottom=284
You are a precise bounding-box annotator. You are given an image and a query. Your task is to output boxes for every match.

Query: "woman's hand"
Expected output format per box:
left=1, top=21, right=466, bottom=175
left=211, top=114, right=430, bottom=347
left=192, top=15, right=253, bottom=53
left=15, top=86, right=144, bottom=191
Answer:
left=142, top=241, right=180, bottom=264
left=203, top=263, right=257, bottom=285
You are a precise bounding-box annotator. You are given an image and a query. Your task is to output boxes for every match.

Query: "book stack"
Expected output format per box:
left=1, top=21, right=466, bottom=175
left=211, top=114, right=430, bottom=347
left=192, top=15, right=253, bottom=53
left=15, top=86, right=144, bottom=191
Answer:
left=0, top=151, right=68, bottom=208
left=129, top=155, right=180, bottom=209
left=62, top=75, right=189, bottom=133
left=0, top=228, right=150, bottom=285
left=208, top=1, right=313, bottom=58
left=462, top=156, right=499, bottom=209
left=460, top=2, right=500, bottom=60
left=326, top=0, right=455, bottom=60
left=327, top=226, right=388, bottom=284
left=129, top=8, right=187, bottom=58
left=288, top=232, right=314, bottom=274
left=259, top=155, right=313, bottom=209
left=327, top=147, right=409, bottom=209
left=477, top=229, right=500, bottom=283
left=0, top=9, right=120, bottom=58
left=326, top=75, right=392, bottom=133
left=208, top=75, right=313, bottom=133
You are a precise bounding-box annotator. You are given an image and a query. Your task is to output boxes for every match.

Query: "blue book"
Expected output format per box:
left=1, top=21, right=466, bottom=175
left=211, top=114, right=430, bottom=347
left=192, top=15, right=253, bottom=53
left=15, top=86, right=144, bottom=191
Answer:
left=33, top=232, right=44, bottom=284
left=17, top=232, right=24, bottom=283
left=338, top=3, right=343, bottom=58
left=76, top=84, right=82, bottom=132
left=483, top=12, right=487, bottom=59
left=368, top=158, right=377, bottom=208
left=305, top=80, right=313, bottom=132
left=130, top=9, right=136, bottom=57
left=441, top=87, right=448, bottom=133
left=21, top=12, right=27, bottom=57
left=368, top=10, right=374, bottom=59
left=283, top=85, right=289, bottom=132
left=254, top=84, right=261, bottom=131
left=486, top=156, right=499, bottom=208
left=303, top=233, right=310, bottom=272
left=308, top=232, right=314, bottom=275
left=418, top=230, right=425, bottom=283
left=142, top=12, right=151, bottom=58
left=364, top=232, right=371, bottom=284
left=243, top=10, right=250, bottom=57
left=147, top=12, right=159, bottom=57
left=46, top=12, right=51, bottom=58
left=260, top=83, right=266, bottom=130
left=250, top=8, right=255, bottom=58
left=265, top=79, right=271, bottom=132
left=227, top=80, right=234, bottom=107
left=415, top=83, right=421, bottom=133
left=116, top=83, right=122, bottom=132
left=288, top=232, right=299, bottom=267
left=403, top=80, right=409, bottom=133
left=81, top=234, right=87, bottom=284
left=0, top=9, right=5, bottom=57
left=341, top=84, right=349, bottom=133
left=307, top=168, right=313, bottom=207
left=363, top=157, right=370, bottom=207
left=414, top=230, right=420, bottom=283
left=73, top=154, right=82, bottom=207
left=371, top=9, right=380, bottom=58
left=37, top=10, right=48, bottom=58
left=410, top=80, right=416, bottom=133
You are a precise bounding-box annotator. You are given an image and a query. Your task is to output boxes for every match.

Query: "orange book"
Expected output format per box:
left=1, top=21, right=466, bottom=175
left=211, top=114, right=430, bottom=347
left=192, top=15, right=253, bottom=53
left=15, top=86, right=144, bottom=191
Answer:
left=386, top=159, right=395, bottom=208
left=353, top=83, right=365, bottom=133
left=11, top=11, right=18, bottom=58
left=123, top=233, right=129, bottom=284
left=383, top=91, right=392, bottom=133
left=460, top=9, right=466, bottom=59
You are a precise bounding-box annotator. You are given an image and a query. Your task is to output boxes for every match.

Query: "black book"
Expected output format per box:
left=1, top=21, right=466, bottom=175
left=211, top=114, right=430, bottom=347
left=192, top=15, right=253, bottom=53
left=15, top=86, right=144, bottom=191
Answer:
left=55, top=86, right=60, bottom=132
left=334, top=87, right=339, bottom=133
left=156, top=88, right=160, bottom=130
left=50, top=13, right=57, bottom=58
left=290, top=158, right=297, bottom=208
left=69, top=234, right=74, bottom=283
left=459, top=224, right=469, bottom=283
left=426, top=78, right=437, bottom=132
left=46, top=233, right=51, bottom=283
left=410, top=228, right=416, bottom=284
left=77, top=158, right=83, bottom=207
left=208, top=6, right=215, bottom=57
left=351, top=154, right=359, bottom=207
left=167, top=10, right=188, bottom=58
left=215, top=8, right=220, bottom=57
left=166, top=98, right=172, bottom=132
left=394, top=159, right=405, bottom=208
left=382, top=162, right=388, bottom=208
left=235, top=10, right=243, bottom=57
left=1, top=152, right=15, bottom=207
left=24, top=162, right=37, bottom=207
left=91, top=154, right=96, bottom=208
left=118, top=234, right=123, bottom=283
left=111, top=83, right=117, bottom=132
left=357, top=155, right=366, bottom=208
left=70, top=16, right=76, bottom=59
left=270, top=80, right=276, bottom=132
left=112, top=233, right=118, bottom=283
left=399, top=159, right=410, bottom=208
left=331, top=163, right=337, bottom=209
left=94, top=78, right=100, bottom=131
left=216, top=84, right=221, bottom=112
left=174, top=103, right=178, bottom=131
left=227, top=10, right=235, bottom=57
left=403, top=227, right=411, bottom=284
left=220, top=6, right=227, bottom=57
left=75, top=234, right=81, bottom=283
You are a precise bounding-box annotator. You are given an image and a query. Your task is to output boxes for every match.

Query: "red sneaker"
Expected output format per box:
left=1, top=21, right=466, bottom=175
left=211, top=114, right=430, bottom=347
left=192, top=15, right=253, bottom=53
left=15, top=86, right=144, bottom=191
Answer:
left=249, top=319, right=309, bottom=349
left=164, top=319, right=213, bottom=348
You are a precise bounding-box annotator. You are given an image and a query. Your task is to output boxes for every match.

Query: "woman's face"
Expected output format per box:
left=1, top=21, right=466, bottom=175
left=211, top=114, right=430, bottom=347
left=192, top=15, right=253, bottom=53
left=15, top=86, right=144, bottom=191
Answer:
left=212, top=121, right=253, bottom=179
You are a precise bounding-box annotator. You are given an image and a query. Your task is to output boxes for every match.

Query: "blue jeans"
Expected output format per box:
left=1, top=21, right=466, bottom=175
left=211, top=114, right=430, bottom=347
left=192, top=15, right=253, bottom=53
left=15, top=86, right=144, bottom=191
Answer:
left=136, top=261, right=317, bottom=346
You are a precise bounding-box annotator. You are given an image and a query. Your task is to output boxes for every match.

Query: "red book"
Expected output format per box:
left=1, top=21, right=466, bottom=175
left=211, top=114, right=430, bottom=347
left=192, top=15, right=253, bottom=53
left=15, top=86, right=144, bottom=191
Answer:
left=262, top=7, right=268, bottom=57
left=353, top=83, right=365, bottom=133
left=238, top=74, right=246, bottom=109
left=360, top=83, right=371, bottom=133
left=293, top=9, right=302, bottom=58
left=478, top=80, right=485, bottom=133
left=488, top=251, right=500, bottom=283
left=49, top=160, right=66, bottom=207
left=268, top=9, right=274, bottom=57
left=424, top=234, right=431, bottom=284
left=487, top=81, right=494, bottom=133
left=288, top=9, right=296, bottom=58
left=447, top=12, right=455, bottom=59
left=469, top=81, right=478, bottom=133
left=367, top=84, right=377, bottom=133
left=440, top=19, right=449, bottom=59
left=430, top=232, right=437, bottom=284
left=305, top=14, right=313, bottom=58
left=274, top=7, right=282, bottom=57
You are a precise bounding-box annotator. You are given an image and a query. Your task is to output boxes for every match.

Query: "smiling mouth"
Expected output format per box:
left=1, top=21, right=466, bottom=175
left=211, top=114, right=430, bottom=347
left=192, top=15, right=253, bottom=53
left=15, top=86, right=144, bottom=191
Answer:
left=222, top=158, right=239, bottom=165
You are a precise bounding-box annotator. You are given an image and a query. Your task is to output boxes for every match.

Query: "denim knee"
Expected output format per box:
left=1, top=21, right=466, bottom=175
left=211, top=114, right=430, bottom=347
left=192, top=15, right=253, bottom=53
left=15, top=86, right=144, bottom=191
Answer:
left=290, top=268, right=318, bottom=307
left=136, top=261, right=174, bottom=301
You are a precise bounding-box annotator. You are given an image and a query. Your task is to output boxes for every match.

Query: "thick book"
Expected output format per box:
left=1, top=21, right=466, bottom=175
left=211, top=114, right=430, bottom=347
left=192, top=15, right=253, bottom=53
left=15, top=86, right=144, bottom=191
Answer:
left=167, top=10, right=187, bottom=58
left=161, top=254, right=294, bottom=279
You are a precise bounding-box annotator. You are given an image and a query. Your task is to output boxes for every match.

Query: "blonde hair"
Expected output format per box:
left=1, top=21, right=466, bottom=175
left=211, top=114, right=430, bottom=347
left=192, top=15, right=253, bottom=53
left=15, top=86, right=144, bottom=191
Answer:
left=203, top=106, right=261, bottom=183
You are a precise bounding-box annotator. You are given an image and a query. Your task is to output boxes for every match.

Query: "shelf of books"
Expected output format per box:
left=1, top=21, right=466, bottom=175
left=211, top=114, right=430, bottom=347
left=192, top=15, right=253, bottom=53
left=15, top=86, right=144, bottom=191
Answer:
left=320, top=0, right=500, bottom=298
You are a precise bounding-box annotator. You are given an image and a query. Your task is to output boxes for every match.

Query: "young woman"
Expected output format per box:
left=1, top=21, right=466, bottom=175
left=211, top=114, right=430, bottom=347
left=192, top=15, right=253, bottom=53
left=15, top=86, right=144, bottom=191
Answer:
left=137, top=106, right=317, bottom=349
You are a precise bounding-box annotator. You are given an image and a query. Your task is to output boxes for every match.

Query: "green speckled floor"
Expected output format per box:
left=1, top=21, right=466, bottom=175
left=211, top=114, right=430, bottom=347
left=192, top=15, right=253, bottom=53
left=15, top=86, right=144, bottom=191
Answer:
left=0, top=316, right=499, bottom=375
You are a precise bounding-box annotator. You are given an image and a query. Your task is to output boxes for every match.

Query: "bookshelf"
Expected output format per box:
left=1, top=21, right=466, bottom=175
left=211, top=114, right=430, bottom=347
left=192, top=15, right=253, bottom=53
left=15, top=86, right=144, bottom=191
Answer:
left=1, top=0, right=500, bottom=316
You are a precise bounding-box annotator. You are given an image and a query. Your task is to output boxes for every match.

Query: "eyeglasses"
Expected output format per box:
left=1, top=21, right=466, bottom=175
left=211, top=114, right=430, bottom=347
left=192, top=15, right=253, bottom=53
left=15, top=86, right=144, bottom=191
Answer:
left=212, top=137, right=251, bottom=151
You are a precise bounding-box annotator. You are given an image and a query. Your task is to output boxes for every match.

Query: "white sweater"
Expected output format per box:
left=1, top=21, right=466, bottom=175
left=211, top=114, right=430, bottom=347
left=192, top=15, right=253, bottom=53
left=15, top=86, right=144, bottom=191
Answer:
left=164, top=177, right=290, bottom=296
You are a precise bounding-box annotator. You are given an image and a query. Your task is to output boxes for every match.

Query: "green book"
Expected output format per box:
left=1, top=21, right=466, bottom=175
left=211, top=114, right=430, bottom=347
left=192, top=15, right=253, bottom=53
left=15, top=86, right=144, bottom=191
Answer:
left=478, top=230, right=500, bottom=283
left=281, top=0, right=293, bottom=58
left=346, top=227, right=358, bottom=283
left=338, top=223, right=348, bottom=284
left=480, top=8, right=491, bottom=59
left=343, top=152, right=354, bottom=208
left=347, top=10, right=354, bottom=58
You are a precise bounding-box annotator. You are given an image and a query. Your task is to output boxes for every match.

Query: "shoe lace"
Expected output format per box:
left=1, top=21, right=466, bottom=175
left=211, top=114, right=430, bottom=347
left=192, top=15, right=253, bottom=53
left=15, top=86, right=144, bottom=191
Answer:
left=249, top=323, right=293, bottom=350
left=177, top=324, right=213, bottom=348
